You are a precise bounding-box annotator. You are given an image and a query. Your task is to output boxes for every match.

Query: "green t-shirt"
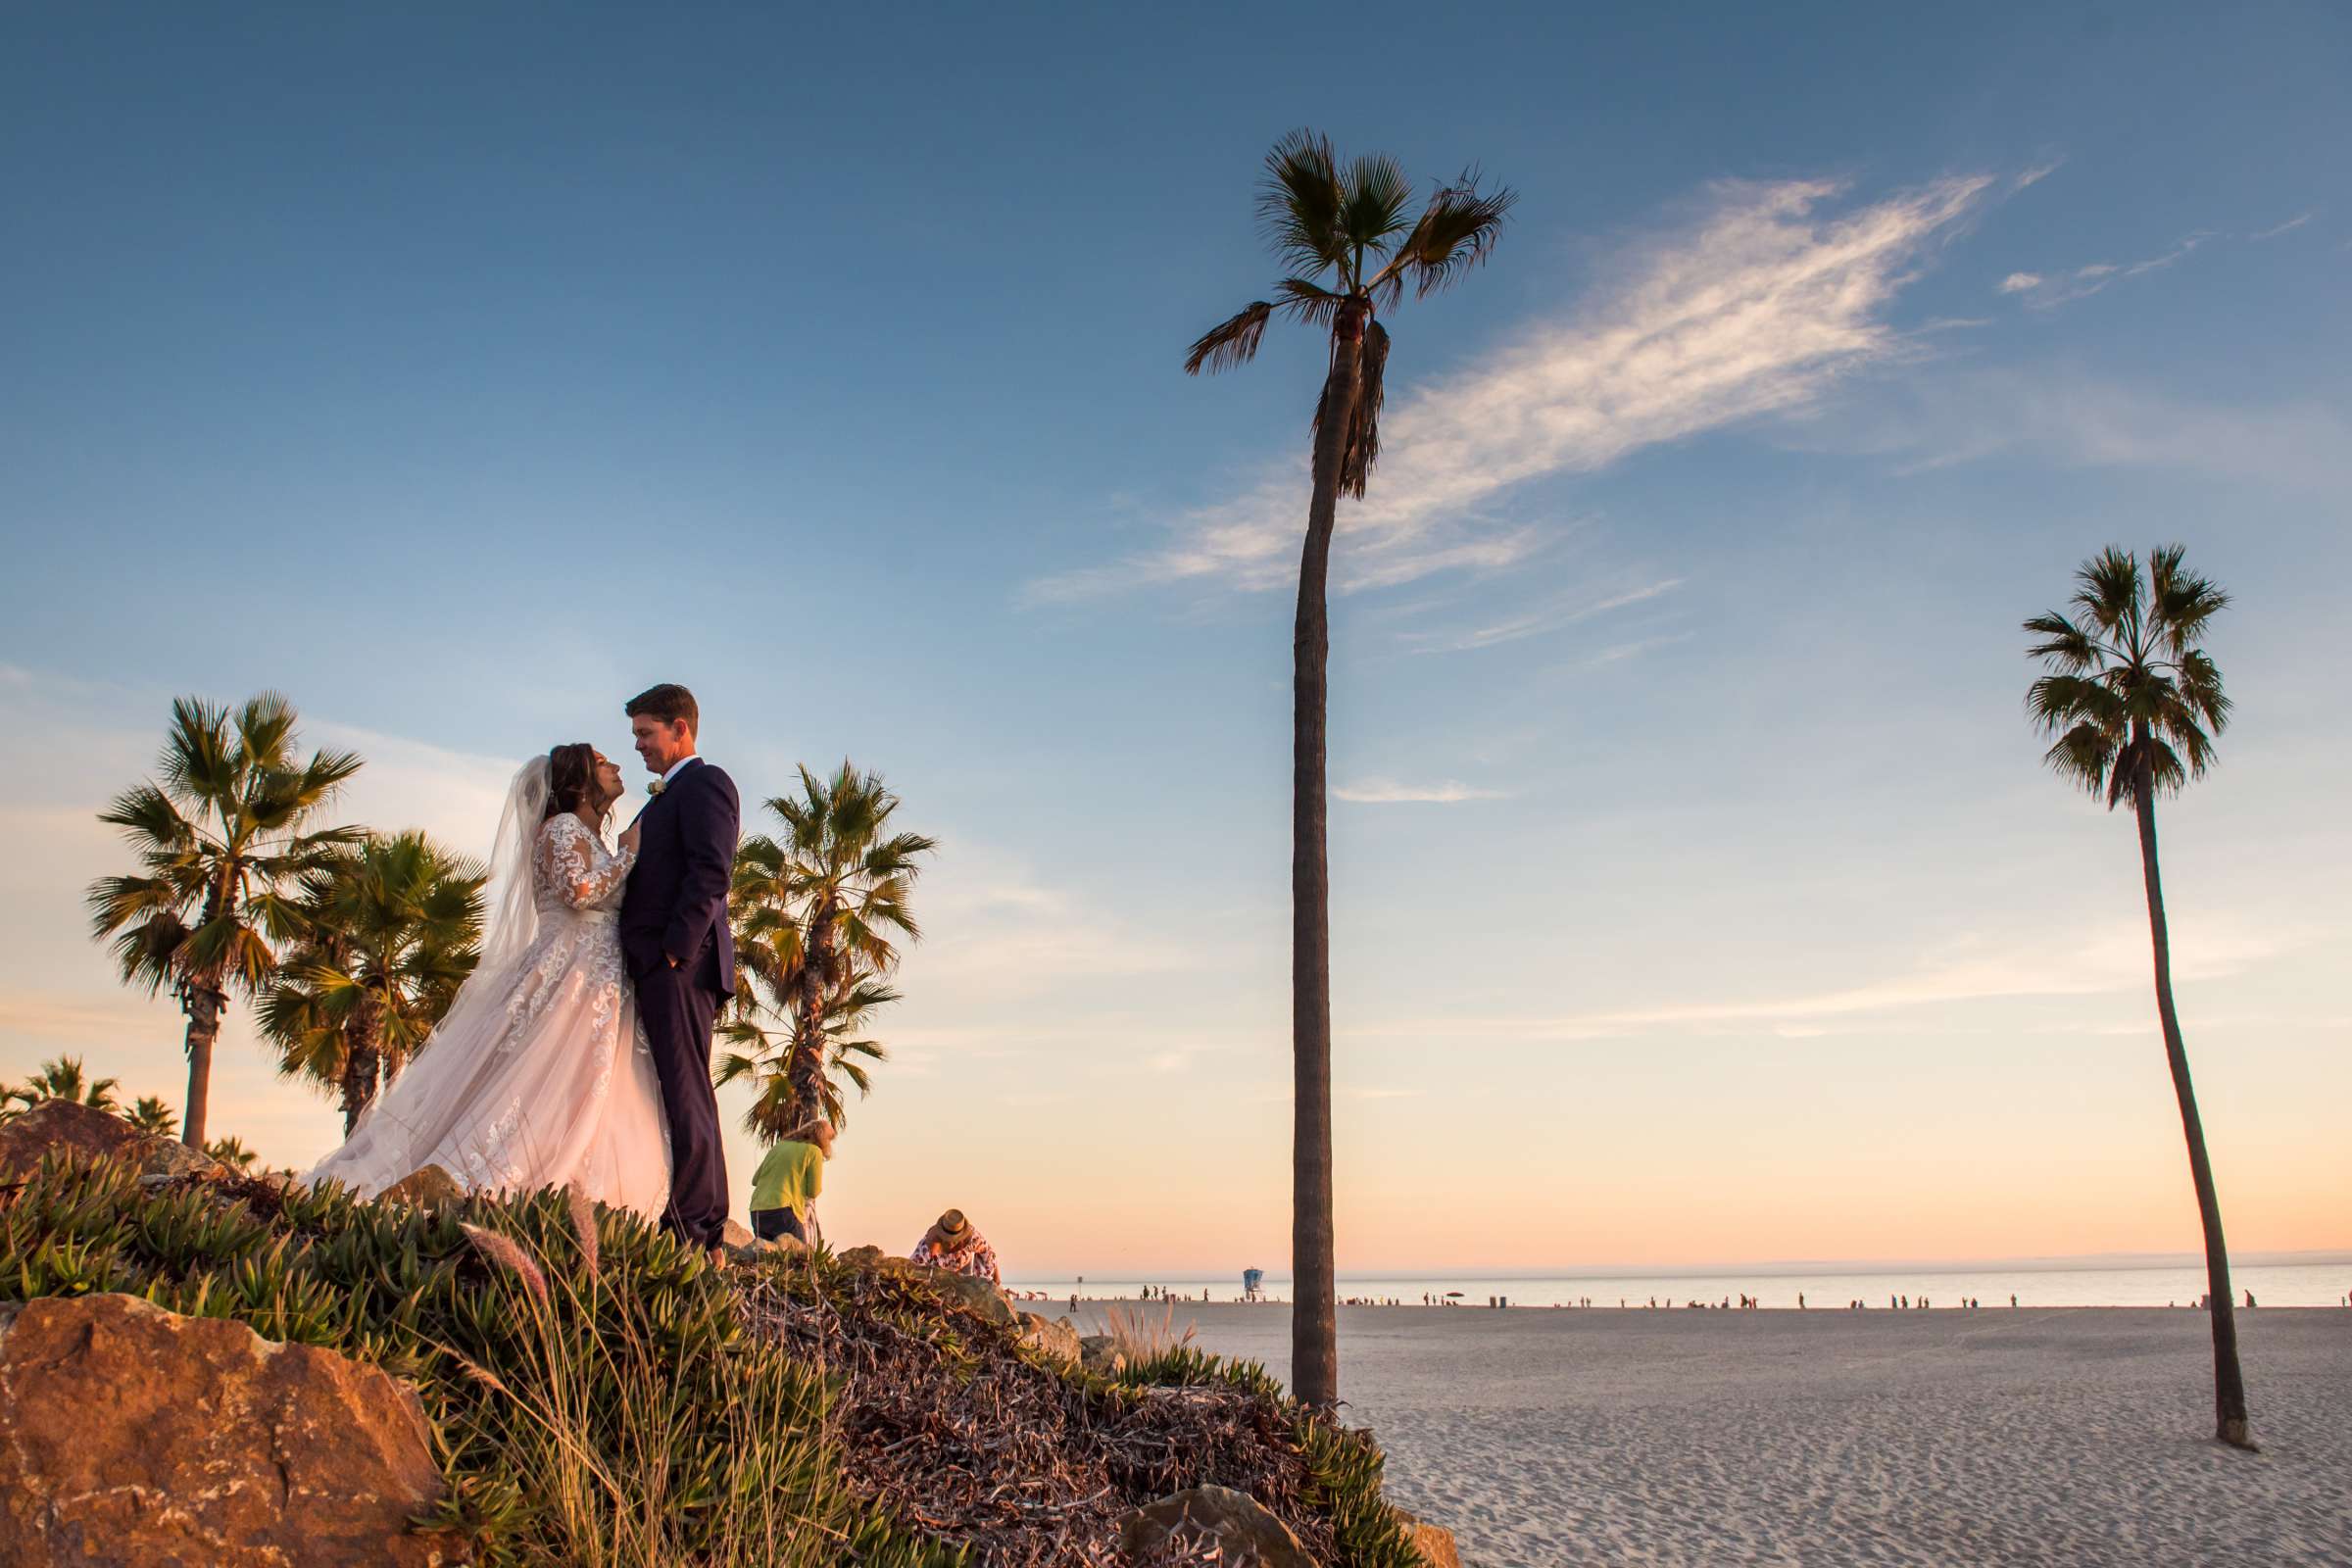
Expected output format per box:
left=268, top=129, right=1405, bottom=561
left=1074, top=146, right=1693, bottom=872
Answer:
left=749, top=1140, right=824, bottom=1220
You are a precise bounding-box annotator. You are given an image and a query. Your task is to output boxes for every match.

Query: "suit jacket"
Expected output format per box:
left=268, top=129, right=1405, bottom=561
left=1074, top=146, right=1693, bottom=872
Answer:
left=618, top=757, right=740, bottom=994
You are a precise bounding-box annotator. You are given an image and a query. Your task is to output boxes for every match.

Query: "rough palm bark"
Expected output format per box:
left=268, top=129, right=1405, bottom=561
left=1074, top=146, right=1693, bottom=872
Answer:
left=338, top=998, right=384, bottom=1135
left=1290, top=302, right=1366, bottom=1413
left=180, top=985, right=221, bottom=1150
left=2131, top=735, right=2252, bottom=1448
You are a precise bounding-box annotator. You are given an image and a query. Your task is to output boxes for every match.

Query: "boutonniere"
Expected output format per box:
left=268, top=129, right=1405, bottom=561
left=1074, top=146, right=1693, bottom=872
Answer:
left=648, top=779, right=666, bottom=797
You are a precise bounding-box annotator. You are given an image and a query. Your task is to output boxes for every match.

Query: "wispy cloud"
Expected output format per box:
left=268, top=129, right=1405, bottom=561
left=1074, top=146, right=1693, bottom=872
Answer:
left=2249, top=212, right=2313, bottom=241
left=1359, top=919, right=2295, bottom=1044
left=1396, top=576, right=1685, bottom=655
left=1791, top=367, right=2352, bottom=492
left=1028, top=173, right=1995, bottom=604
left=2013, top=160, right=2064, bottom=191
left=1999, top=230, right=2218, bottom=309
left=1332, top=778, right=1509, bottom=805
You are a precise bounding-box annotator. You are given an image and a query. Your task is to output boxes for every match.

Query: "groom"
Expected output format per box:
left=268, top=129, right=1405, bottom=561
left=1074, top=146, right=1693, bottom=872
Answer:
left=619, top=682, right=740, bottom=1255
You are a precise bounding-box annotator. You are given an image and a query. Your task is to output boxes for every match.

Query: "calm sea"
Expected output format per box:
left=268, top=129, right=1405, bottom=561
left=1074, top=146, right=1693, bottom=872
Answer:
left=1008, top=1259, right=2352, bottom=1309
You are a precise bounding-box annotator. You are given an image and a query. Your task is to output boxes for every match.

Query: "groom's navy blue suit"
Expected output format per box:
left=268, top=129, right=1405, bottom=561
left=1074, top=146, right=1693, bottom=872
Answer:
left=619, top=755, right=739, bottom=1250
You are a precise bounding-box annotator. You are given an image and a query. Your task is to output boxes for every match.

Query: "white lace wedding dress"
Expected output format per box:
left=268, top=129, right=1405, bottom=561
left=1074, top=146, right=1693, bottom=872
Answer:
left=307, top=761, right=672, bottom=1219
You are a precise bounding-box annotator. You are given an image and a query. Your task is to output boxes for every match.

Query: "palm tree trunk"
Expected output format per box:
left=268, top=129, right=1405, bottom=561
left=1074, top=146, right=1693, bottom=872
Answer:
left=2132, top=747, right=2253, bottom=1449
left=179, top=984, right=221, bottom=1149
left=1290, top=304, right=1366, bottom=1413
left=789, top=906, right=835, bottom=1125
left=339, top=998, right=383, bottom=1136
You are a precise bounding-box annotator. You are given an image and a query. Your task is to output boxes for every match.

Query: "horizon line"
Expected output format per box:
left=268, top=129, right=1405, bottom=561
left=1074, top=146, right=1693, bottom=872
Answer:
left=1006, top=1248, right=2352, bottom=1285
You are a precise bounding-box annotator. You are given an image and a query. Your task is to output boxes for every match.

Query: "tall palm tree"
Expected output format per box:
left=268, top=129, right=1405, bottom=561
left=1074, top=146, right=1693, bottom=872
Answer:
left=1184, top=130, right=1513, bottom=1409
left=125, top=1096, right=180, bottom=1139
left=85, top=694, right=363, bottom=1149
left=261, top=831, right=485, bottom=1133
left=725, top=762, right=935, bottom=1137
left=1, top=1054, right=122, bottom=1116
left=2026, top=544, right=2251, bottom=1450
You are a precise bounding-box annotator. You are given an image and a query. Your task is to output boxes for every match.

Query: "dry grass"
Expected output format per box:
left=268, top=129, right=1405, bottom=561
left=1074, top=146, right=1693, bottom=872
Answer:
left=1101, top=1299, right=1199, bottom=1362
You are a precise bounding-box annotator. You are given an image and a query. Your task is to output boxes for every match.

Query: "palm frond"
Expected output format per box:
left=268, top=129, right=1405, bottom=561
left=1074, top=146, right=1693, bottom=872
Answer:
left=1184, top=301, right=1274, bottom=376
left=1375, top=172, right=1518, bottom=304
left=1255, top=128, right=1346, bottom=276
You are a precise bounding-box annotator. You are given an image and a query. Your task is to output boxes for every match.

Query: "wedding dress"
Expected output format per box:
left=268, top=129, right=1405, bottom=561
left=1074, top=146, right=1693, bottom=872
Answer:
left=306, top=756, right=673, bottom=1218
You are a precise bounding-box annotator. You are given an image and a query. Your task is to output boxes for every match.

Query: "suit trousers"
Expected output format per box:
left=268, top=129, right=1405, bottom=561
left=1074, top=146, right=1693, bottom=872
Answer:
left=635, top=961, right=728, bottom=1249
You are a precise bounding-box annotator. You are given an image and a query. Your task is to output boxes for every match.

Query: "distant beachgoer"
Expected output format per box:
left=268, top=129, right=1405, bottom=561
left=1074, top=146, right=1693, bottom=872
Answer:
left=2010, top=1294, right=2017, bottom=1307
left=2245, top=1290, right=2256, bottom=1308
left=911, top=1208, right=1002, bottom=1286
left=747, top=1119, right=832, bottom=1246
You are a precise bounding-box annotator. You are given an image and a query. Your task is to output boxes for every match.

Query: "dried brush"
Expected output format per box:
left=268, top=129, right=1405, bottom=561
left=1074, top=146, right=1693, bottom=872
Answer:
left=460, top=1220, right=550, bottom=1306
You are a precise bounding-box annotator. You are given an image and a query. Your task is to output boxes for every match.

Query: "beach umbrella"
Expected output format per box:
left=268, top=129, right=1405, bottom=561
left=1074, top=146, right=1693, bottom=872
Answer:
left=1444, top=1291, right=1465, bottom=1298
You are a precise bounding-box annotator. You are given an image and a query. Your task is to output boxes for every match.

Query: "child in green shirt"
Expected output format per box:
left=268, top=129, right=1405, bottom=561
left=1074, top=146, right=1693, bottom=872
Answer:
left=749, top=1120, right=833, bottom=1244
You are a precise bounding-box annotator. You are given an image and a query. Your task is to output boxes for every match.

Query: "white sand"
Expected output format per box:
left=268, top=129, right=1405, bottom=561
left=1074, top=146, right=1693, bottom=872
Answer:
left=1078, top=1302, right=2352, bottom=1567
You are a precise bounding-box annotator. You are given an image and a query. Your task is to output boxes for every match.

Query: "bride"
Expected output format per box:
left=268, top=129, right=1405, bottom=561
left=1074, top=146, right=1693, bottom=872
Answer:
left=307, top=744, right=672, bottom=1217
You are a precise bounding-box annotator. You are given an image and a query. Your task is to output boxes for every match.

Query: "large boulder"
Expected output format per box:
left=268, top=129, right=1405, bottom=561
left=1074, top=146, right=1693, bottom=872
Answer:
left=1394, top=1507, right=1463, bottom=1568
left=839, top=1245, right=1020, bottom=1330
left=1120, top=1484, right=1316, bottom=1567
left=1016, top=1310, right=1082, bottom=1365
left=1078, top=1333, right=1129, bottom=1378
left=0, top=1099, right=220, bottom=1184
left=0, top=1293, right=452, bottom=1567
left=377, top=1163, right=465, bottom=1208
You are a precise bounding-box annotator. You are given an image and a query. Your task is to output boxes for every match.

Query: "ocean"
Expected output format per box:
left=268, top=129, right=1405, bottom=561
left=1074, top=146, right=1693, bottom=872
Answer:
left=1008, top=1258, right=2352, bottom=1309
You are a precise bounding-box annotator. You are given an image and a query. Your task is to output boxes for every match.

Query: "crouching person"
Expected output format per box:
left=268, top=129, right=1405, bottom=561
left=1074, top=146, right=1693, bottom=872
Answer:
left=910, top=1208, right=1001, bottom=1286
left=749, top=1119, right=832, bottom=1247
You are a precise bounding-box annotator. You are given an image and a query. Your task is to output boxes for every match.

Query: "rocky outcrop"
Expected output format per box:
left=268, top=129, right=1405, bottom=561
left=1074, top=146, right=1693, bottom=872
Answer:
left=0, top=1294, right=451, bottom=1567
left=1395, top=1507, right=1463, bottom=1567
left=0, top=1099, right=219, bottom=1184
left=377, top=1163, right=465, bottom=1207
left=1079, top=1333, right=1129, bottom=1378
left=840, top=1245, right=1020, bottom=1330
left=1016, top=1310, right=1082, bottom=1365
left=1119, top=1484, right=1317, bottom=1566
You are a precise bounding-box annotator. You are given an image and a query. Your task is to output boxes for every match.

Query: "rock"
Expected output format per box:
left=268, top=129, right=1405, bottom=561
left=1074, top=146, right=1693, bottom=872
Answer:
left=1078, top=1333, right=1128, bottom=1377
left=1394, top=1507, right=1463, bottom=1568
left=0, top=1293, right=451, bottom=1567
left=1016, top=1310, right=1082, bottom=1365
left=377, top=1163, right=465, bottom=1208
left=721, top=1218, right=756, bottom=1250
left=0, top=1099, right=220, bottom=1184
left=919, top=1267, right=1020, bottom=1330
left=839, top=1246, right=1021, bottom=1330
left=1120, top=1485, right=1316, bottom=1567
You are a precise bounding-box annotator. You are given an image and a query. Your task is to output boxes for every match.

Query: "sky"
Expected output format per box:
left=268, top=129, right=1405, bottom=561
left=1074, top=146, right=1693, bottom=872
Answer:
left=3, top=3, right=2346, bottom=1279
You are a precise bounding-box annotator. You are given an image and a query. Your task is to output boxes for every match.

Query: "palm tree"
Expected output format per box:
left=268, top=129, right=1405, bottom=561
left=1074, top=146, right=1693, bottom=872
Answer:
left=261, top=831, right=486, bottom=1133
left=724, top=762, right=935, bottom=1137
left=2026, top=544, right=2251, bottom=1450
left=1184, top=130, right=1513, bottom=1409
left=125, top=1096, right=180, bottom=1139
left=204, top=1135, right=259, bottom=1172
left=1, top=1054, right=122, bottom=1117
left=85, top=693, right=363, bottom=1149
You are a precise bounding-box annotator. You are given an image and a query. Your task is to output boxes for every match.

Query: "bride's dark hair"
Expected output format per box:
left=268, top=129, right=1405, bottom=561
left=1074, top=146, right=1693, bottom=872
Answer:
left=544, top=743, right=605, bottom=824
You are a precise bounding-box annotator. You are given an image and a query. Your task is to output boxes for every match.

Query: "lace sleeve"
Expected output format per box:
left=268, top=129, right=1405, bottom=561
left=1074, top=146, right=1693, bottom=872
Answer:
left=537, top=816, right=636, bottom=910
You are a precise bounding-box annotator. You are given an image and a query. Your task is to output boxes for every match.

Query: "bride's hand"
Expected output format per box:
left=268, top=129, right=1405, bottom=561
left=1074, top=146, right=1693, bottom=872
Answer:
left=618, top=816, right=642, bottom=855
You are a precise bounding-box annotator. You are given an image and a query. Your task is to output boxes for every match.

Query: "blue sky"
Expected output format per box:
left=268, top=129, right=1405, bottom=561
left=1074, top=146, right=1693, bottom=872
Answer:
left=4, top=3, right=2346, bottom=1275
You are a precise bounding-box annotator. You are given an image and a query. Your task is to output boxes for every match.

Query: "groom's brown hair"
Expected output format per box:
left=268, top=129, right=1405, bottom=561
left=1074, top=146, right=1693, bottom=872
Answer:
left=624, top=683, right=699, bottom=735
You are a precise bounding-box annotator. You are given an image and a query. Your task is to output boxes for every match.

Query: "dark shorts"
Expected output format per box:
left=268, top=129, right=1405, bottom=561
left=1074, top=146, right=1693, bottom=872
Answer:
left=751, top=1207, right=808, bottom=1243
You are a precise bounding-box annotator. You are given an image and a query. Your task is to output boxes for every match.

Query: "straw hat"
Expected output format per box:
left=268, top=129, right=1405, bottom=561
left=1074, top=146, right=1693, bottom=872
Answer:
left=933, top=1208, right=972, bottom=1243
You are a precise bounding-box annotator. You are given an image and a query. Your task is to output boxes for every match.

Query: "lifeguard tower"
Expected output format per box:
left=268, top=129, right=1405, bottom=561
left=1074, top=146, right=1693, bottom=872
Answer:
left=1242, top=1268, right=1265, bottom=1302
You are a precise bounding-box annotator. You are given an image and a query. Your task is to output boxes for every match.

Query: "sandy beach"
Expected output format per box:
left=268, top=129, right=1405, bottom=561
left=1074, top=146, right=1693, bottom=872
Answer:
left=1079, top=1301, right=2352, bottom=1567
